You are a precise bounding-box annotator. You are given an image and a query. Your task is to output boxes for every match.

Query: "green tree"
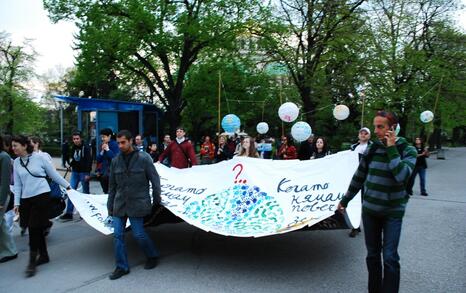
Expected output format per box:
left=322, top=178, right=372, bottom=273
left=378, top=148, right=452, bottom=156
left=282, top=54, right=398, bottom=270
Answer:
left=181, top=54, right=284, bottom=142
left=44, top=0, right=261, bottom=132
left=361, top=0, right=460, bottom=137
left=0, top=32, right=45, bottom=134
left=254, top=0, right=366, bottom=125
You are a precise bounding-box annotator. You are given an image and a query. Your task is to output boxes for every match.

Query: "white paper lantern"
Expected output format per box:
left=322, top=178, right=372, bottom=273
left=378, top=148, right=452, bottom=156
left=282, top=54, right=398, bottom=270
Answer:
left=420, top=110, right=434, bottom=123
left=291, top=121, right=312, bottom=142
left=333, top=104, right=350, bottom=120
left=256, top=122, right=269, bottom=134
left=278, top=102, right=299, bottom=122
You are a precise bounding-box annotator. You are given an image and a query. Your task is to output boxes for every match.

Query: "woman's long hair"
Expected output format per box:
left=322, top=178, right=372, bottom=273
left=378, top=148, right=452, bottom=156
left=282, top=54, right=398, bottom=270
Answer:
left=313, top=136, right=329, bottom=154
left=414, top=137, right=425, bottom=150
left=238, top=136, right=259, bottom=158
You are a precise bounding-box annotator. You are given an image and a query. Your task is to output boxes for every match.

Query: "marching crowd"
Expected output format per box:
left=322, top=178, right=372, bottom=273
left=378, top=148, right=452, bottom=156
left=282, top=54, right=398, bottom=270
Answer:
left=0, top=110, right=431, bottom=292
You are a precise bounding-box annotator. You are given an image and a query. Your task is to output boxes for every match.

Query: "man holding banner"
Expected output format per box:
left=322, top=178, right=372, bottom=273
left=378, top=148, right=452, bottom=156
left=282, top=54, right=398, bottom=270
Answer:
left=107, top=130, right=161, bottom=280
left=338, top=111, right=417, bottom=293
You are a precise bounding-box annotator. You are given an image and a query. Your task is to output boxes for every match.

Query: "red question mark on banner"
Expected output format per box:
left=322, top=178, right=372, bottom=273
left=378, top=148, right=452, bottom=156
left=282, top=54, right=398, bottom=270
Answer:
left=232, top=163, right=246, bottom=184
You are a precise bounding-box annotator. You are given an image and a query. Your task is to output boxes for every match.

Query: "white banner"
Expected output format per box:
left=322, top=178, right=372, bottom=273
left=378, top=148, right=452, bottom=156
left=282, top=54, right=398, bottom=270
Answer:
left=68, top=150, right=361, bottom=237
left=67, top=190, right=129, bottom=235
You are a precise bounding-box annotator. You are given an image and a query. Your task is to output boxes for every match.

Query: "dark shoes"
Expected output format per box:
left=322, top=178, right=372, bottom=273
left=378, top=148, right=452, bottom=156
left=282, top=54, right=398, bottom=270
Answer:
left=144, top=257, right=159, bottom=270
left=59, top=213, right=73, bottom=222
left=36, top=255, right=50, bottom=266
left=25, top=264, right=36, bottom=278
left=0, top=254, right=18, bottom=263
left=109, top=267, right=130, bottom=280
left=349, top=228, right=361, bottom=238
left=421, top=192, right=428, bottom=196
left=407, top=190, right=413, bottom=196
left=25, top=251, right=38, bottom=278
left=44, top=221, right=53, bottom=236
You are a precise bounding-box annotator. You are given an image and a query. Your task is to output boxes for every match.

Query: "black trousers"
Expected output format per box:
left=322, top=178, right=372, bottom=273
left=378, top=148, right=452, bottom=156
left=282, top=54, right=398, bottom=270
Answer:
left=99, top=176, right=109, bottom=194
left=20, top=193, right=49, bottom=254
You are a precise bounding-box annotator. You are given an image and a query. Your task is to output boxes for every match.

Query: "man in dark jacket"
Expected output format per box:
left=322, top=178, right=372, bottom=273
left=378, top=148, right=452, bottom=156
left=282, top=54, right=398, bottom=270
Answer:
left=298, top=135, right=315, bottom=160
left=158, top=127, right=197, bottom=168
left=60, top=131, right=93, bottom=221
left=107, top=130, right=161, bottom=280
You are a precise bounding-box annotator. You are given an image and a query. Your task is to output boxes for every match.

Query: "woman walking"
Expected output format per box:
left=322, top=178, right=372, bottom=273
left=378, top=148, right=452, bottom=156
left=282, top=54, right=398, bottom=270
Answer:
left=407, top=137, right=429, bottom=196
left=12, top=135, right=71, bottom=277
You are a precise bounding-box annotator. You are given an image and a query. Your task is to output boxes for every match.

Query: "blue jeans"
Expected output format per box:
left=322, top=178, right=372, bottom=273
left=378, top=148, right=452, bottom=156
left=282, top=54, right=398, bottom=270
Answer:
left=412, top=167, right=427, bottom=194
left=363, top=213, right=403, bottom=293
left=113, top=216, right=159, bottom=271
left=66, top=172, right=90, bottom=214
left=407, top=167, right=427, bottom=194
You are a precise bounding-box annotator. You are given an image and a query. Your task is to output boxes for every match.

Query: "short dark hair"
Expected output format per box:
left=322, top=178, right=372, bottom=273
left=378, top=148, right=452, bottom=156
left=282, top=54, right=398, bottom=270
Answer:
left=375, top=110, right=398, bottom=127
left=176, top=126, right=185, bottom=131
left=72, top=130, right=82, bottom=137
left=117, top=130, right=133, bottom=141
left=12, top=135, right=34, bottom=154
left=100, top=128, right=113, bottom=136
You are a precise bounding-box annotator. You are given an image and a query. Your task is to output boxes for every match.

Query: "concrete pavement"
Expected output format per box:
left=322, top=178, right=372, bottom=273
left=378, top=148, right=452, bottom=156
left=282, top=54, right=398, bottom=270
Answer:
left=1, top=148, right=465, bottom=292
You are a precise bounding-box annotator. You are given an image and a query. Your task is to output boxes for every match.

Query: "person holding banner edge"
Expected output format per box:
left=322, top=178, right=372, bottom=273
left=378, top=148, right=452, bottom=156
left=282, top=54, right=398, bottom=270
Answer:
left=12, top=135, right=72, bottom=278
left=348, top=127, right=373, bottom=238
left=107, top=130, right=161, bottom=280
left=337, top=111, right=417, bottom=293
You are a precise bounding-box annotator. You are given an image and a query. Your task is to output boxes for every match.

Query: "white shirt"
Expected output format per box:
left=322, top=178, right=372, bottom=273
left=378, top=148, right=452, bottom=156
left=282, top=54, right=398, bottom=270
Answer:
left=354, top=142, right=368, bottom=155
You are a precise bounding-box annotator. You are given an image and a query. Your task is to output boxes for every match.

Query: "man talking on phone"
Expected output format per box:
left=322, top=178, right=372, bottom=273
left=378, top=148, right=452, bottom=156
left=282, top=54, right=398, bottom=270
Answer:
left=338, top=110, right=417, bottom=293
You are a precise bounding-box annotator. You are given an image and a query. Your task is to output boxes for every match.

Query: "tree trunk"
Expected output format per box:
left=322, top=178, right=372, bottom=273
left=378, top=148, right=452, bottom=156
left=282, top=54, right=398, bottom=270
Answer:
left=5, top=88, right=14, bottom=134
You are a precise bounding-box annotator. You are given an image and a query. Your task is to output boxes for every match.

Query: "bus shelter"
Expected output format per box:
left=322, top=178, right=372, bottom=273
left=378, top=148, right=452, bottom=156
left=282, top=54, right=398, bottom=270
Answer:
left=54, top=96, right=163, bottom=148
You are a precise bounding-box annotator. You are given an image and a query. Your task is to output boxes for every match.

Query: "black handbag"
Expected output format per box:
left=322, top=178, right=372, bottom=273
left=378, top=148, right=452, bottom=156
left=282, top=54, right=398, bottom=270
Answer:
left=48, top=196, right=66, bottom=219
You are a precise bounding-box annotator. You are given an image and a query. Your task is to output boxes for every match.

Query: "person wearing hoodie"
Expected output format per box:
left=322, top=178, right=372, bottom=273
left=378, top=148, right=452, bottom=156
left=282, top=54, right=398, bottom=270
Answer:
left=59, top=131, right=92, bottom=221
left=338, top=111, right=417, bottom=293
left=96, top=128, right=119, bottom=194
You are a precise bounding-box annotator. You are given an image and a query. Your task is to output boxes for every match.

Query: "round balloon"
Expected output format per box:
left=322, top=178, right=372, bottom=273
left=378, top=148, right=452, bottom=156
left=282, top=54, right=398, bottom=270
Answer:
left=221, top=114, right=241, bottom=133
left=420, top=110, right=434, bottom=123
left=333, top=104, right=350, bottom=120
left=395, top=123, right=400, bottom=136
left=256, top=122, right=269, bottom=134
left=278, top=102, right=299, bottom=122
left=291, top=121, right=312, bottom=142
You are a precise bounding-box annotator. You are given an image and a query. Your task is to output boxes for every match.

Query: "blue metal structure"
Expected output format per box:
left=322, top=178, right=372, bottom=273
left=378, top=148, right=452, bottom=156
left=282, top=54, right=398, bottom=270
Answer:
left=54, top=96, right=163, bottom=147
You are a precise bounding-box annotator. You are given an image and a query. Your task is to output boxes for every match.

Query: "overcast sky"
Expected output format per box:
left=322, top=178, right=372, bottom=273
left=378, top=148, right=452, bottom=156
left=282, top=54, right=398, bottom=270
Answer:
left=0, top=0, right=465, bottom=79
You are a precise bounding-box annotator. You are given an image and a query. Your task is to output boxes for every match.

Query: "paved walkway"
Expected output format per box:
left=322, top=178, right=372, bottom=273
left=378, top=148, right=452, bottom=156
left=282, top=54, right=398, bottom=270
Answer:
left=1, top=148, right=465, bottom=293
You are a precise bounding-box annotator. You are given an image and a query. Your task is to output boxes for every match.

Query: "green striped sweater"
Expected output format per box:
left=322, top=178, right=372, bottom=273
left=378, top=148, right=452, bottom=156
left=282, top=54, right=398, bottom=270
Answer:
left=340, top=137, right=417, bottom=218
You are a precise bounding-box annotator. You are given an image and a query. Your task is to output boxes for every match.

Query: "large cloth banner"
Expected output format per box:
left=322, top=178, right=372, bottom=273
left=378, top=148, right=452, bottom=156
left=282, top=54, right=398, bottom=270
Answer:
left=68, top=150, right=361, bottom=237
left=67, top=190, right=129, bottom=235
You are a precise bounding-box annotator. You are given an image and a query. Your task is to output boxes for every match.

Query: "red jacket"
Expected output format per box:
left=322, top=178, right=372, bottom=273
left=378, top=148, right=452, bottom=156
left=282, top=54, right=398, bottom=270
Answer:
left=158, top=140, right=198, bottom=168
left=278, top=144, right=298, bottom=160
left=200, top=142, right=215, bottom=160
